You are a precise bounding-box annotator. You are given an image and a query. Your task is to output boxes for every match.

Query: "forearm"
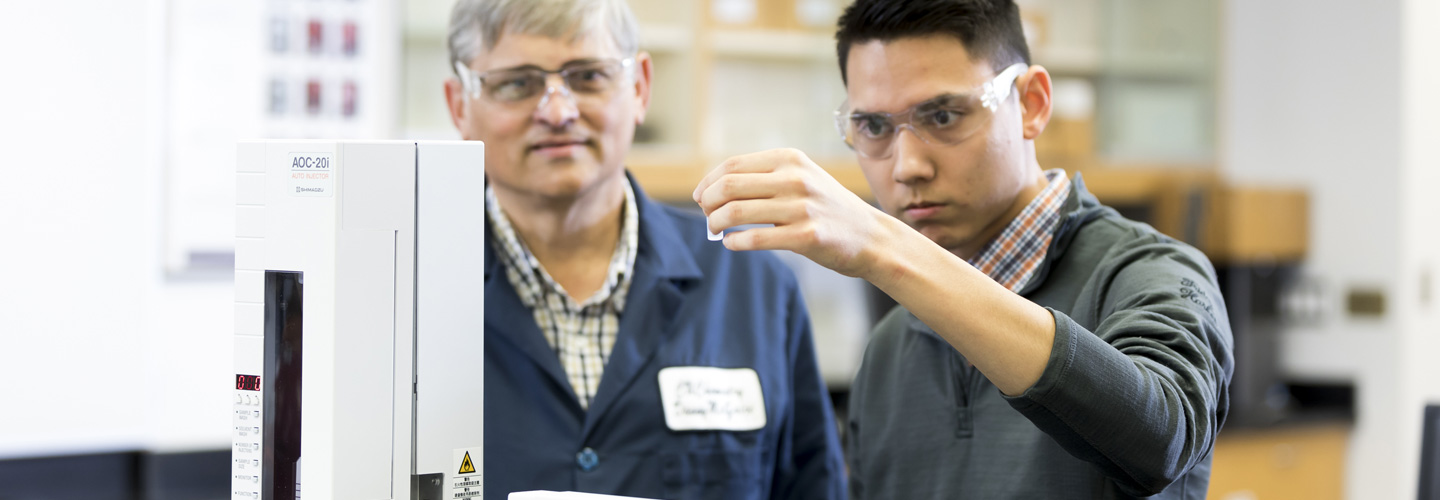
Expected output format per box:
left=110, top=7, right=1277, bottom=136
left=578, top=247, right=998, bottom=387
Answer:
left=861, top=216, right=1055, bottom=396
left=693, top=149, right=1055, bottom=394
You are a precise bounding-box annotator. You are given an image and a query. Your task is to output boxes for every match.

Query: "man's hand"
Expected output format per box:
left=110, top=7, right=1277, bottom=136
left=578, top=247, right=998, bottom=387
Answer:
left=693, top=148, right=895, bottom=279
left=696, top=149, right=1057, bottom=395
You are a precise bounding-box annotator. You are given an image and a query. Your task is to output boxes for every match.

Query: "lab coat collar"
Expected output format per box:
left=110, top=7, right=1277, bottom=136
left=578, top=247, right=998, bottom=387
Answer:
left=582, top=171, right=703, bottom=437
left=483, top=244, right=580, bottom=411
left=623, top=169, right=704, bottom=282
left=483, top=171, right=705, bottom=426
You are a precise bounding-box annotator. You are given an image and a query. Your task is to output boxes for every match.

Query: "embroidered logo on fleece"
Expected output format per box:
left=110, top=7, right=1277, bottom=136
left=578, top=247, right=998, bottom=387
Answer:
left=1179, top=278, right=1215, bottom=318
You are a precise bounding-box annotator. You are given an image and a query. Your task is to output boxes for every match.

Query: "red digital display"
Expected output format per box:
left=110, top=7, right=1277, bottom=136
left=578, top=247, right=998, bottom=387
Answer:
left=236, top=374, right=262, bottom=391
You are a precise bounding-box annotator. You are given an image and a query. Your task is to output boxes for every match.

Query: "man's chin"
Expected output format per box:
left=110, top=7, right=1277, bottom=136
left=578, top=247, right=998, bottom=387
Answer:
left=524, top=164, right=626, bottom=198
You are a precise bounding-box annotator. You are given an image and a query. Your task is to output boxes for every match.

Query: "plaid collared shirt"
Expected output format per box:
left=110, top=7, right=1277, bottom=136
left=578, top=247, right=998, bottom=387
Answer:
left=485, top=182, right=640, bottom=410
left=968, top=169, right=1071, bottom=293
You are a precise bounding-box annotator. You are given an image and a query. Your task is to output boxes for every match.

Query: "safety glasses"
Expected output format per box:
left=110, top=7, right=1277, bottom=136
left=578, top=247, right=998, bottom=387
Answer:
left=455, top=58, right=634, bottom=108
left=835, top=63, right=1028, bottom=159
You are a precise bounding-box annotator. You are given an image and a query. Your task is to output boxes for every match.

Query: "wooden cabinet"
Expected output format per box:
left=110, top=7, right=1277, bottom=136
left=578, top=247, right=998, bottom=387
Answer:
left=1208, top=424, right=1349, bottom=500
left=1079, top=168, right=1309, bottom=264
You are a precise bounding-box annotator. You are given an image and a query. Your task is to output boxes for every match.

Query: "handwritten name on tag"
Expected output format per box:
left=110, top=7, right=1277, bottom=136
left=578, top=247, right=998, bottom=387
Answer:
left=657, top=367, right=767, bottom=432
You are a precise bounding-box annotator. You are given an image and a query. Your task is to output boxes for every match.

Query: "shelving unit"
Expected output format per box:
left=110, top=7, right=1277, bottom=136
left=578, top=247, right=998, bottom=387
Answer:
left=1019, top=0, right=1220, bottom=170
left=399, top=0, right=1220, bottom=202
left=627, top=0, right=857, bottom=198
left=399, top=0, right=859, bottom=199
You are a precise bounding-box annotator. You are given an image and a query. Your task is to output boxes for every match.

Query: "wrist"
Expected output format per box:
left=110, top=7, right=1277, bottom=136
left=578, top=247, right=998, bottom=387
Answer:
left=860, top=211, right=921, bottom=289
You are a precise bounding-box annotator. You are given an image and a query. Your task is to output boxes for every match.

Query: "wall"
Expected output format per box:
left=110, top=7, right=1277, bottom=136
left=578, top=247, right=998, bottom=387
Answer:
left=0, top=0, right=233, bottom=459
left=1401, top=0, right=1440, bottom=491
left=1223, top=0, right=1439, bottom=497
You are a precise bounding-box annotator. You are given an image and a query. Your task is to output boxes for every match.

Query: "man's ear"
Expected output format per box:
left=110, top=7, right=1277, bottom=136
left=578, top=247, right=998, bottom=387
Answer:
left=1017, top=65, right=1053, bottom=140
left=632, top=51, right=654, bottom=124
left=443, top=76, right=470, bottom=137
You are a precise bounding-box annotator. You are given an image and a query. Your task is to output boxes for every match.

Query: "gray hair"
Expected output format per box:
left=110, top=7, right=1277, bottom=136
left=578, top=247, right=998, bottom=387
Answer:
left=447, top=0, right=639, bottom=75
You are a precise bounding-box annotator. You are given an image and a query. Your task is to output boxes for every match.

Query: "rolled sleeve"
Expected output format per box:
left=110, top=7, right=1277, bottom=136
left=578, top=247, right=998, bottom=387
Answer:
left=1004, top=242, right=1233, bottom=496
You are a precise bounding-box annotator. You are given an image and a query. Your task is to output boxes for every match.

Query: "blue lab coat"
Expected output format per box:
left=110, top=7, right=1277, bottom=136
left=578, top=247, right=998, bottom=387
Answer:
left=483, top=174, right=847, bottom=500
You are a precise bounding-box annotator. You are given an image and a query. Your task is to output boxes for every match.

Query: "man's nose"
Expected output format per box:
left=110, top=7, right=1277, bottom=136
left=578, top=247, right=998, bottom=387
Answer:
left=891, top=127, right=937, bottom=185
left=533, top=76, right=579, bottom=128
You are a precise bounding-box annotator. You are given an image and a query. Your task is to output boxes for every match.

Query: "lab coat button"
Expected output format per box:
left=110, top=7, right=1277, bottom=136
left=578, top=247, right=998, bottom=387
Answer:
left=576, top=447, right=599, bottom=471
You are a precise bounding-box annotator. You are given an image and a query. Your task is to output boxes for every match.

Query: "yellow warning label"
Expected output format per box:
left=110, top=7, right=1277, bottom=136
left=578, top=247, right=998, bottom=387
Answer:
left=457, top=452, right=476, bottom=474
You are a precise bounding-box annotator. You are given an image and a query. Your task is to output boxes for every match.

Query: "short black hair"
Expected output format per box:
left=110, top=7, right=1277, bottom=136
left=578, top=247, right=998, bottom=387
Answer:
left=835, top=0, right=1031, bottom=85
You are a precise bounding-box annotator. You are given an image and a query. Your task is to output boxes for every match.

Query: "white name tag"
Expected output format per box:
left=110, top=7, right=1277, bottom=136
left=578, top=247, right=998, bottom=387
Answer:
left=657, top=367, right=767, bottom=432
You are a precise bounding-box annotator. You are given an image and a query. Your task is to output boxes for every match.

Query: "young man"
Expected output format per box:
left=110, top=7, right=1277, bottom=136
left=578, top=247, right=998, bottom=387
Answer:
left=443, top=0, right=845, bottom=498
left=694, top=0, right=1233, bottom=498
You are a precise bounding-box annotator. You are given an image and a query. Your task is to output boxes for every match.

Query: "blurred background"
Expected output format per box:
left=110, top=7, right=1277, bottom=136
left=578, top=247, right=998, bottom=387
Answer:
left=1, top=0, right=1438, bottom=498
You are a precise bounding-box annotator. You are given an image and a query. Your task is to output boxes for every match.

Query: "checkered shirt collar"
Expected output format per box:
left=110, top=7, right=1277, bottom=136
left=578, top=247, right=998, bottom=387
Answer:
left=968, top=169, right=1071, bottom=293
left=484, top=180, right=640, bottom=312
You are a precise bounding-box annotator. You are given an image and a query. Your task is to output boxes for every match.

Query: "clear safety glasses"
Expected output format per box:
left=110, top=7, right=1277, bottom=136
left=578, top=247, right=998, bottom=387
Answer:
left=834, top=63, right=1029, bottom=159
left=455, top=57, right=635, bottom=110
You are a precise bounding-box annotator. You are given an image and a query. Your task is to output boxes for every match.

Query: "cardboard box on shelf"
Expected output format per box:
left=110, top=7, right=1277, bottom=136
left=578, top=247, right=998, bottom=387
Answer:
left=1079, top=167, right=1308, bottom=265
left=707, top=0, right=843, bottom=32
left=709, top=0, right=792, bottom=30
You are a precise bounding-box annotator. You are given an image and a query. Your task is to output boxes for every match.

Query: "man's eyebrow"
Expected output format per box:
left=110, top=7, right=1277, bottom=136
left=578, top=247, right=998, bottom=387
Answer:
left=558, top=57, right=606, bottom=68
left=850, top=93, right=969, bottom=115
left=913, top=93, right=970, bottom=109
left=486, top=58, right=606, bottom=74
